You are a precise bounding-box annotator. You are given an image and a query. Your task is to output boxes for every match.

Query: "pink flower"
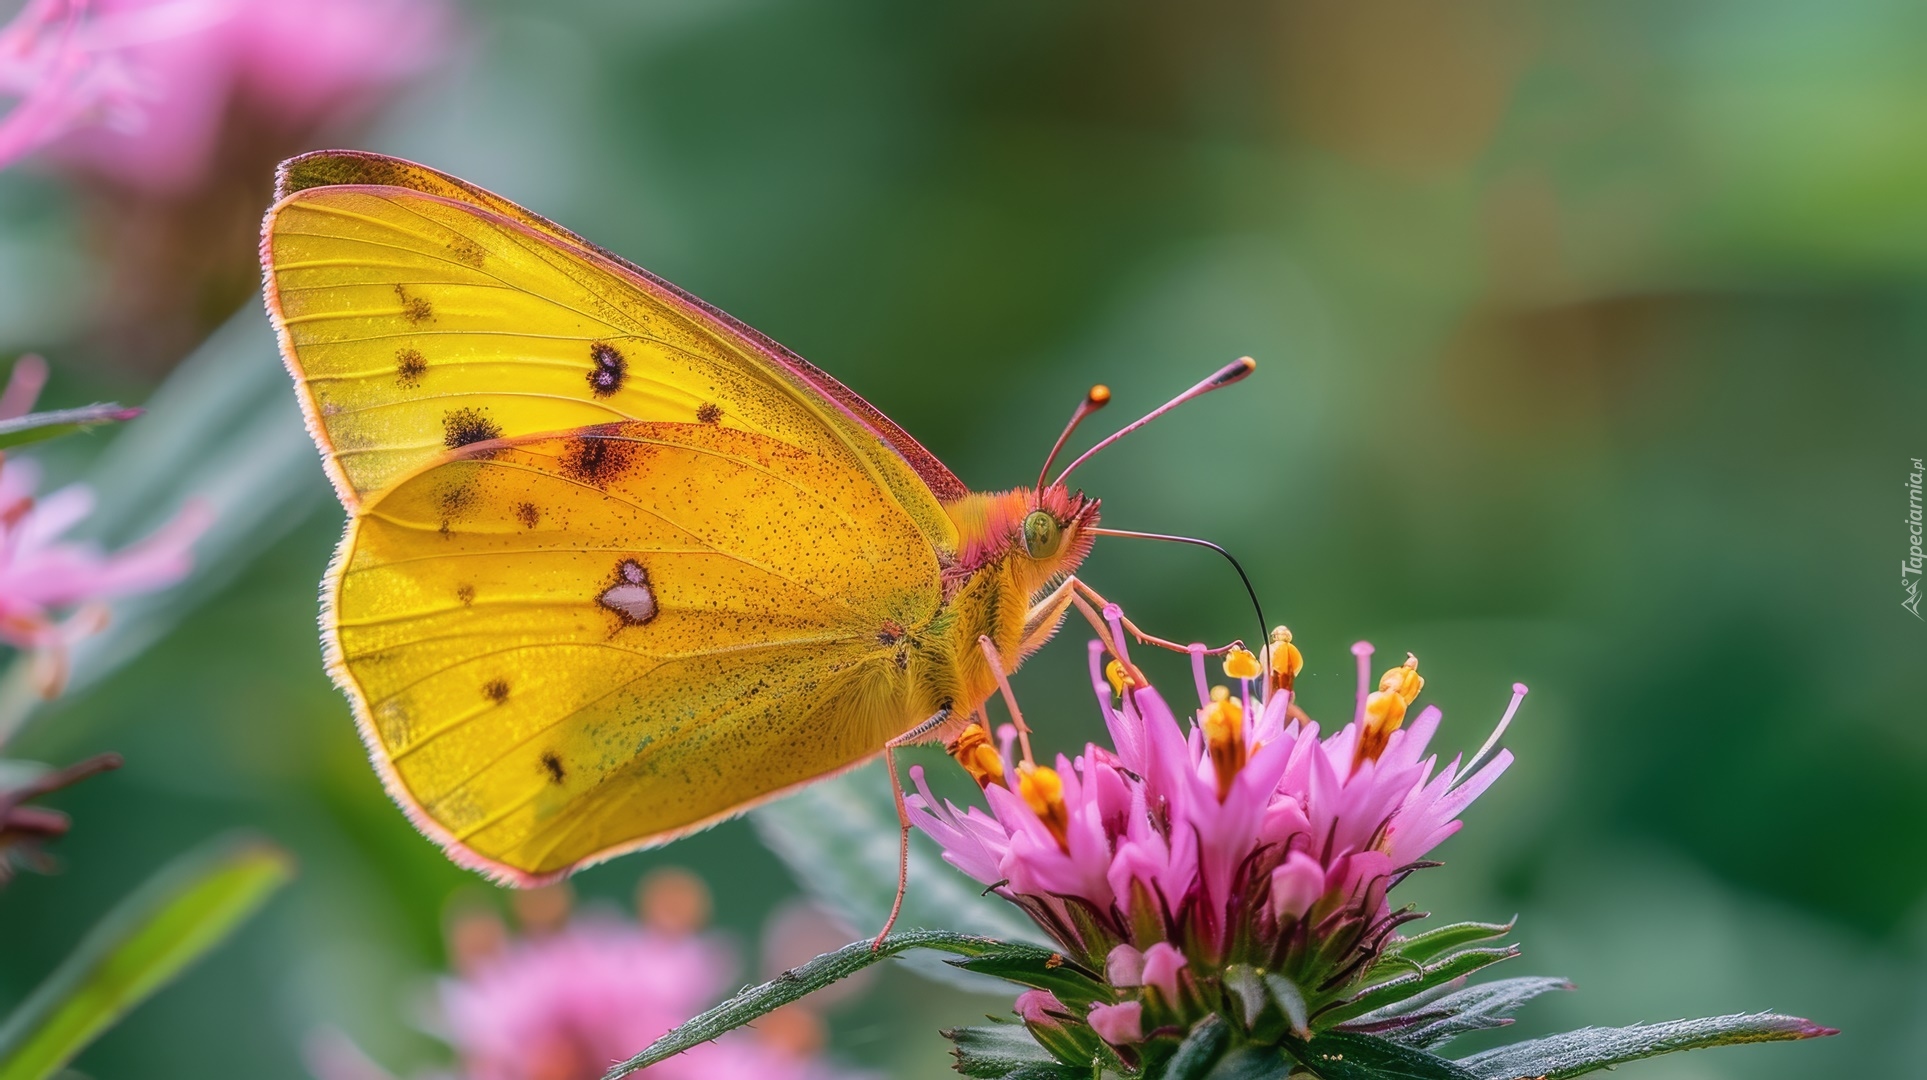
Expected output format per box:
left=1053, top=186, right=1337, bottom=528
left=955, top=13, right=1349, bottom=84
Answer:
left=0, top=0, right=451, bottom=188
left=906, top=604, right=1526, bottom=1059
left=1086, top=1002, right=1143, bottom=1046
left=0, top=358, right=207, bottom=696
left=438, top=914, right=867, bottom=1080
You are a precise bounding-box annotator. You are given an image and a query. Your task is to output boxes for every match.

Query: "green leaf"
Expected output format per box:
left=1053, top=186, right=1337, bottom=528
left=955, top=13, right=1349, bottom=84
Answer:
left=603, top=929, right=1031, bottom=1078
left=1377, top=920, right=1515, bottom=969
left=0, top=834, right=293, bottom=1080
left=946, top=1023, right=1082, bottom=1080
left=1399, top=977, right=1574, bottom=1048
left=1457, top=1012, right=1837, bottom=1079
left=749, top=764, right=1048, bottom=991
left=946, top=946, right=1109, bottom=1007
left=0, top=404, right=139, bottom=450
left=1162, top=1014, right=1230, bottom=1080
left=1318, top=947, right=1518, bottom=1027
left=1290, top=1030, right=1480, bottom=1080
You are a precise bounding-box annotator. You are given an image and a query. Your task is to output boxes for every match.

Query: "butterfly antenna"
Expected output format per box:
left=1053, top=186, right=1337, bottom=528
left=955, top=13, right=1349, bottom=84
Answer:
left=1037, top=385, right=1112, bottom=495
left=1086, top=527, right=1267, bottom=660
left=1053, top=357, right=1255, bottom=488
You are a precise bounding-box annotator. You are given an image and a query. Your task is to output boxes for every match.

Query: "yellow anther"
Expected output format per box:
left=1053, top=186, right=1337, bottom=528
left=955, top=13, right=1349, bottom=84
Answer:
left=1203, top=694, right=1246, bottom=800
left=1378, top=653, right=1423, bottom=706
left=1209, top=684, right=1231, bottom=703
left=1355, top=689, right=1409, bottom=767
left=1018, top=762, right=1071, bottom=849
left=1267, top=626, right=1304, bottom=693
left=1105, top=659, right=1132, bottom=701
left=1222, top=647, right=1262, bottom=681
left=949, top=723, right=1007, bottom=789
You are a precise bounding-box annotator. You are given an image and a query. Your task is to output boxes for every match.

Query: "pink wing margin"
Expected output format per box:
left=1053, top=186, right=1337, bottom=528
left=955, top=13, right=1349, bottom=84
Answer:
left=272, top=149, right=967, bottom=503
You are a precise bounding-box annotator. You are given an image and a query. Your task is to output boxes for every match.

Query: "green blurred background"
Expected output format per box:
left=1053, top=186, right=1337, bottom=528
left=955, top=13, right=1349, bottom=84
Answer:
left=1, top=1, right=1922, bottom=1076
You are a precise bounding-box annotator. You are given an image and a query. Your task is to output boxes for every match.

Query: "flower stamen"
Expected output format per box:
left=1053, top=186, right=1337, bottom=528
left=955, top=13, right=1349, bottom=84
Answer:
left=1356, top=654, right=1421, bottom=767
left=1266, top=625, right=1304, bottom=693
left=1221, top=647, right=1261, bottom=681
left=949, top=722, right=1008, bottom=789
left=1203, top=686, right=1246, bottom=800
left=1018, top=762, right=1071, bottom=851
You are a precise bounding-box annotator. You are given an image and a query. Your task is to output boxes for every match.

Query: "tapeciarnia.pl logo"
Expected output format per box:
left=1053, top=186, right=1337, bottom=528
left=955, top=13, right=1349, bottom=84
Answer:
left=1906, top=457, right=1924, bottom=619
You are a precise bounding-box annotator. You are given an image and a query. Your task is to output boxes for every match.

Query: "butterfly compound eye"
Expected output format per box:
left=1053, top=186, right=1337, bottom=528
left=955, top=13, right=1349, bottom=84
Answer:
left=1022, top=509, right=1063, bottom=560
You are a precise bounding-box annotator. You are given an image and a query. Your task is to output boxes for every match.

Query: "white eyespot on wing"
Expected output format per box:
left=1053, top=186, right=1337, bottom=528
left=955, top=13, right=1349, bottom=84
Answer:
left=599, top=560, right=657, bottom=625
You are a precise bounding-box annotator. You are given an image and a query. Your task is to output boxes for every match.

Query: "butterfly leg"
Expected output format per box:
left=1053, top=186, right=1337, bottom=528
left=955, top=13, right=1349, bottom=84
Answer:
left=872, top=705, right=952, bottom=951
left=977, top=635, right=1035, bottom=766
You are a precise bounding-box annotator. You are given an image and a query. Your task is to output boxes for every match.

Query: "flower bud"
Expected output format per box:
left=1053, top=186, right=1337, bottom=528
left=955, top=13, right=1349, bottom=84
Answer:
left=1014, top=989, right=1100, bottom=1065
left=1140, top=942, right=1187, bottom=1006
left=1087, top=1001, right=1144, bottom=1046
left=1105, top=943, right=1145, bottom=987
left=1269, top=850, right=1326, bottom=923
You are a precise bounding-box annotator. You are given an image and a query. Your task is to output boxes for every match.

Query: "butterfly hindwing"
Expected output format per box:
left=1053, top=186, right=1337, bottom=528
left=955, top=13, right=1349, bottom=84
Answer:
left=338, top=421, right=941, bottom=879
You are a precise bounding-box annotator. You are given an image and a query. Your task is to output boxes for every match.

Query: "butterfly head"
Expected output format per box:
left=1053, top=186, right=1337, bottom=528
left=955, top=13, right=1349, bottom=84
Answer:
left=1015, top=482, right=1100, bottom=585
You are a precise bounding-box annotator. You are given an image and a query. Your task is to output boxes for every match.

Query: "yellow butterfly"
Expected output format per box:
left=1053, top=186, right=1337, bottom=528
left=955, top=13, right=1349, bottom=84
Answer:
left=260, top=150, right=1251, bottom=907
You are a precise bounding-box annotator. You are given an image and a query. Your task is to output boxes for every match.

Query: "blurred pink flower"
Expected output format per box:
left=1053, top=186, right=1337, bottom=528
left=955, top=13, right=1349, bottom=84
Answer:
left=0, top=356, right=208, bottom=695
left=0, top=0, right=451, bottom=189
left=438, top=913, right=867, bottom=1080
left=906, top=604, right=1526, bottom=1057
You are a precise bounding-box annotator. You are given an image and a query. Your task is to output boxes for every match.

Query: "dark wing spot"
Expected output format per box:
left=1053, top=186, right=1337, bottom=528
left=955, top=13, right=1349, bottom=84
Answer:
left=443, top=408, right=501, bottom=449
left=562, top=432, right=637, bottom=486
left=395, top=349, right=427, bottom=388
left=483, top=678, right=510, bottom=704
left=393, top=284, right=433, bottom=324
left=696, top=402, right=722, bottom=424
left=587, top=342, right=627, bottom=398
left=456, top=584, right=475, bottom=606
left=447, top=235, right=487, bottom=268
left=540, top=751, right=566, bottom=783
left=440, top=485, right=475, bottom=517
left=515, top=502, right=540, bottom=528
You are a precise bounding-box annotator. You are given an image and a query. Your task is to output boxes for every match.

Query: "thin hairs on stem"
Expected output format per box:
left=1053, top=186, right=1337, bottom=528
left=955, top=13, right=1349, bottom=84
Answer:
left=1086, top=526, right=1267, bottom=662
left=1053, top=357, right=1255, bottom=488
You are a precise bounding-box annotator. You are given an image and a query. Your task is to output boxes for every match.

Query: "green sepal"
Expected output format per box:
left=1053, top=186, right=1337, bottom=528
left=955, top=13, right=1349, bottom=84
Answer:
left=946, top=1022, right=1085, bottom=1080
left=1263, top=973, right=1311, bottom=1039
left=1374, top=919, right=1515, bottom=971
left=1319, top=946, right=1518, bottom=1027
left=1161, top=1014, right=1230, bottom=1080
